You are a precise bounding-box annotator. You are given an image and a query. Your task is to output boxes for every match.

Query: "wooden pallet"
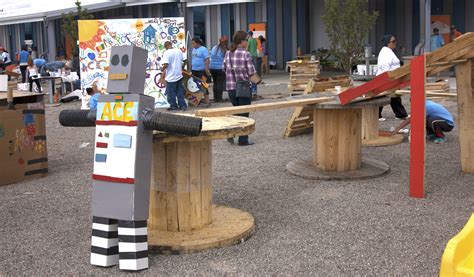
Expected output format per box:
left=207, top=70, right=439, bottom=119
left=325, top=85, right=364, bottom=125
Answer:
left=283, top=76, right=353, bottom=138
left=287, top=60, right=320, bottom=91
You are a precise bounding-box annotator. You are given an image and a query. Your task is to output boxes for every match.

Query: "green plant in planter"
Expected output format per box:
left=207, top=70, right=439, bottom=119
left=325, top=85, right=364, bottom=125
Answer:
left=321, top=0, right=378, bottom=73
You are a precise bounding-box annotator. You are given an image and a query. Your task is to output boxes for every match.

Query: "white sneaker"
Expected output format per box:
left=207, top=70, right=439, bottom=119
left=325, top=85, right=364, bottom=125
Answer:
left=378, top=117, right=386, bottom=122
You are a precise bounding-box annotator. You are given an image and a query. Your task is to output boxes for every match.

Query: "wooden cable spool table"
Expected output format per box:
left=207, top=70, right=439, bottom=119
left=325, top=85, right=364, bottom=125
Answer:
left=149, top=115, right=255, bottom=254
left=286, top=97, right=390, bottom=180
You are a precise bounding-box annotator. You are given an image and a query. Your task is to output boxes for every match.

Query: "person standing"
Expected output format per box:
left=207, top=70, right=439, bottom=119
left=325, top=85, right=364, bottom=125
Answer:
left=19, top=45, right=30, bottom=83
left=191, top=38, right=211, bottom=107
left=223, top=30, right=257, bottom=146
left=247, top=31, right=258, bottom=67
left=160, top=41, right=187, bottom=111
left=247, top=31, right=258, bottom=94
left=450, top=25, right=462, bottom=42
left=27, top=57, right=41, bottom=93
left=377, top=35, right=408, bottom=121
left=31, top=46, right=38, bottom=60
left=0, top=47, right=12, bottom=70
left=430, top=28, right=445, bottom=51
left=257, top=36, right=267, bottom=76
left=209, top=36, right=228, bottom=102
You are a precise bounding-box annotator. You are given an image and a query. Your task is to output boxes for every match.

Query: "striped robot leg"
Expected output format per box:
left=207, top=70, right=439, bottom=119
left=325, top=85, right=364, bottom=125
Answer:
left=118, top=220, right=148, bottom=271
left=90, top=217, right=119, bottom=267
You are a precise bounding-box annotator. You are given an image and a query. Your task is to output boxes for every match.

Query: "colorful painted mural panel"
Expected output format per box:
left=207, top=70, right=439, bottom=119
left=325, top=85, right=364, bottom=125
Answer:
left=78, top=18, right=186, bottom=108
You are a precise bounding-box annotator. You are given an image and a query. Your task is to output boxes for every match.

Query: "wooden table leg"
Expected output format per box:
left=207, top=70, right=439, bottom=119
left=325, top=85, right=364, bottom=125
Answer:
left=287, top=107, right=390, bottom=180
left=314, top=108, right=361, bottom=171
left=148, top=140, right=254, bottom=254
left=361, top=106, right=404, bottom=147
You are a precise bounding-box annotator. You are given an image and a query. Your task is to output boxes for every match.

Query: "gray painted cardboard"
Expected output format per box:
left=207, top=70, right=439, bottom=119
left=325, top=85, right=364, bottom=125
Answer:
left=91, top=94, right=154, bottom=221
left=107, top=45, right=148, bottom=95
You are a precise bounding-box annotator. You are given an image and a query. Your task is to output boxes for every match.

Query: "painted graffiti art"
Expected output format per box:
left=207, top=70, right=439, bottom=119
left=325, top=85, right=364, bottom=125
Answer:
left=78, top=18, right=186, bottom=108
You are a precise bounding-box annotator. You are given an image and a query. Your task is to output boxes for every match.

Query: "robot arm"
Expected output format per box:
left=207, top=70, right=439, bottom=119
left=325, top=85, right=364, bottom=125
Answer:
left=59, top=109, right=202, bottom=136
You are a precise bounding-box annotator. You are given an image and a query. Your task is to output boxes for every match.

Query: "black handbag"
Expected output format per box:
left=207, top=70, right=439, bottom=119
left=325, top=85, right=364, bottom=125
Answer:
left=229, top=52, right=252, bottom=98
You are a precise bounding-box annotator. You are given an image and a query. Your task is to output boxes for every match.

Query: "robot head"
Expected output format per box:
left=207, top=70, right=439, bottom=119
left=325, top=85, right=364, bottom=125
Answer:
left=107, top=45, right=148, bottom=94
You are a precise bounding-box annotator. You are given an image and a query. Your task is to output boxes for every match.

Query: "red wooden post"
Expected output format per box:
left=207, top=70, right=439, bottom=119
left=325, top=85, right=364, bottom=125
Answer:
left=409, top=55, right=426, bottom=198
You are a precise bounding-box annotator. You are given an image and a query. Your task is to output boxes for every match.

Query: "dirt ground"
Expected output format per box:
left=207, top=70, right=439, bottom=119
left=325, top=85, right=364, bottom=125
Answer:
left=0, top=73, right=472, bottom=275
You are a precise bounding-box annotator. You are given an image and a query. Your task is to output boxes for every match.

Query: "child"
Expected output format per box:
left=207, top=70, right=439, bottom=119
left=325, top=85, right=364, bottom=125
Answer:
left=87, top=87, right=99, bottom=110
left=426, top=100, right=454, bottom=144
left=27, top=57, right=41, bottom=93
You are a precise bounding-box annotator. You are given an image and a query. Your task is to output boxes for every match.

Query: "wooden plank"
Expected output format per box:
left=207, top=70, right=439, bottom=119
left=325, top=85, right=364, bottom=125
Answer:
left=200, top=141, right=212, bottom=226
left=349, top=109, right=362, bottom=170
left=339, top=72, right=392, bottom=104
left=456, top=59, right=474, bottom=173
left=149, top=143, right=168, bottom=231
left=165, top=142, right=179, bottom=231
left=189, top=141, right=202, bottom=229
left=337, top=109, right=350, bottom=171
left=176, top=142, right=192, bottom=231
left=195, top=97, right=334, bottom=117
left=314, top=109, right=325, bottom=168
left=395, top=90, right=456, bottom=97
left=409, top=55, right=426, bottom=198
left=362, top=106, right=379, bottom=142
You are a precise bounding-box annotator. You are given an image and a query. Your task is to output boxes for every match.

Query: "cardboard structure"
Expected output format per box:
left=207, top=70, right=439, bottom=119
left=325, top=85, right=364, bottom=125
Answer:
left=0, top=93, right=48, bottom=185
left=78, top=18, right=186, bottom=108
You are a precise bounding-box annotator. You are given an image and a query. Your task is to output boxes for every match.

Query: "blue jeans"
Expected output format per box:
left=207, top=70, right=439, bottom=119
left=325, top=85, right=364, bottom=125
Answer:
left=166, top=77, right=186, bottom=109
left=228, top=89, right=251, bottom=143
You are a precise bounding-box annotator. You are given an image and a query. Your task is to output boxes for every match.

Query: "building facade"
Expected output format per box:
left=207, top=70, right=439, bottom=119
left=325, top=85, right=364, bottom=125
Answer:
left=0, top=0, right=473, bottom=70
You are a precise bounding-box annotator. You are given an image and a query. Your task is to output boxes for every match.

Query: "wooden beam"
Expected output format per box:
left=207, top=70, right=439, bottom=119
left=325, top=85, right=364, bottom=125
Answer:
left=395, top=90, right=456, bottom=97
left=387, top=63, right=411, bottom=80
left=409, top=55, right=426, bottom=198
left=195, top=97, right=335, bottom=117
left=456, top=59, right=474, bottom=173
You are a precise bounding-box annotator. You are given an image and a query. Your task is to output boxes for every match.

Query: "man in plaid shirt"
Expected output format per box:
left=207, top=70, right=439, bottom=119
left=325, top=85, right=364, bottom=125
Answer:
left=222, top=30, right=257, bottom=146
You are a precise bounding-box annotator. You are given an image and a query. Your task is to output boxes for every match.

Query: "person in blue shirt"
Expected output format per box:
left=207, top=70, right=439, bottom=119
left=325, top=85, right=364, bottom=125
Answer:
left=33, top=58, right=46, bottom=75
left=426, top=100, right=454, bottom=143
left=87, top=87, right=99, bottom=110
left=430, top=28, right=445, bottom=51
left=209, top=36, right=228, bottom=102
left=191, top=38, right=210, bottom=106
left=40, top=60, right=68, bottom=76
left=19, top=45, right=30, bottom=83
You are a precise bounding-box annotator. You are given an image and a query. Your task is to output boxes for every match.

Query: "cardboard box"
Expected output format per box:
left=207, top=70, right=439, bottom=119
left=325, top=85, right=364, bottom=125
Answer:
left=0, top=102, right=48, bottom=185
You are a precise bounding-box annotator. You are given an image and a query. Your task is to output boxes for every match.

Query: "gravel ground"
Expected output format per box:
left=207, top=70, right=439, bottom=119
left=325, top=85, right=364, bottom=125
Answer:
left=1, top=74, right=473, bottom=275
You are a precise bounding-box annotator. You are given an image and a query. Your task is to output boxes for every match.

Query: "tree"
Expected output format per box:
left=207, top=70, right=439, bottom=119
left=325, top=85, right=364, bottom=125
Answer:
left=62, top=0, right=93, bottom=57
left=321, top=0, right=379, bottom=73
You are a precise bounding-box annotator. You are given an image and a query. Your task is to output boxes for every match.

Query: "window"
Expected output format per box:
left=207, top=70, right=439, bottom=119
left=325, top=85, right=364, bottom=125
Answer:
left=192, top=6, right=206, bottom=45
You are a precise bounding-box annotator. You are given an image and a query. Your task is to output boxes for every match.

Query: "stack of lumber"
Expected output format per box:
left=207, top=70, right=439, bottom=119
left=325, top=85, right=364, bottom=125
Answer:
left=426, top=80, right=450, bottom=93
left=395, top=80, right=455, bottom=98
left=287, top=60, right=320, bottom=91
left=303, top=75, right=353, bottom=94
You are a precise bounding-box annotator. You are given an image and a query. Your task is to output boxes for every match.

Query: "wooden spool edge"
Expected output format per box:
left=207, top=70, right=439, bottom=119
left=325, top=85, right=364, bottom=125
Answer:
left=362, top=134, right=405, bottom=147
left=148, top=205, right=255, bottom=254
left=286, top=157, right=390, bottom=181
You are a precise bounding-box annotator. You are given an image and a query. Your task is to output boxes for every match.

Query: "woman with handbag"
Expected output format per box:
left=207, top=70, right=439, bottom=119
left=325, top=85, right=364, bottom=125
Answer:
left=223, top=30, right=259, bottom=146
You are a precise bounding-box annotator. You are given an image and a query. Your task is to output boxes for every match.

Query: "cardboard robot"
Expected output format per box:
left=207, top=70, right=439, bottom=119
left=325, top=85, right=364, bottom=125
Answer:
left=90, top=45, right=153, bottom=271
left=59, top=45, right=201, bottom=272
